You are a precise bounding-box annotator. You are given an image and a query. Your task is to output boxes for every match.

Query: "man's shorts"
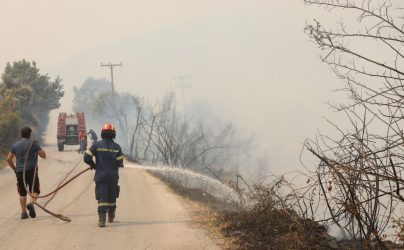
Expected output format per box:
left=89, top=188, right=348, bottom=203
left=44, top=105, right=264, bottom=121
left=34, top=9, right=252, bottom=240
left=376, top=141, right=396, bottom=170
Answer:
left=16, top=170, right=40, bottom=196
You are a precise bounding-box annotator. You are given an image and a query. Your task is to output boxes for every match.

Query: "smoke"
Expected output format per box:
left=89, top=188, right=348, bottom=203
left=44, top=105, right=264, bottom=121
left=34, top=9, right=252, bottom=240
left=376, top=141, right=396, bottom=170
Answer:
left=327, top=224, right=349, bottom=241
left=28, top=0, right=342, bottom=176
left=43, top=110, right=59, bottom=145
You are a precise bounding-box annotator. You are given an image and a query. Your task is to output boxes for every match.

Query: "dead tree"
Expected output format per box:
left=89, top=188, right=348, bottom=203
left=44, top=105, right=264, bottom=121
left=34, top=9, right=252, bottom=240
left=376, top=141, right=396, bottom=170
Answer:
left=92, top=92, right=140, bottom=152
left=304, top=0, right=404, bottom=246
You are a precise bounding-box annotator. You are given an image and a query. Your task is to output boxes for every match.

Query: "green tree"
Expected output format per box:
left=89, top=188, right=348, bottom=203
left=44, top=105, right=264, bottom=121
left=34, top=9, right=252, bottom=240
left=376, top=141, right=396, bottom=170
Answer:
left=0, top=91, right=21, bottom=153
left=0, top=60, right=64, bottom=140
left=72, top=77, right=110, bottom=113
left=72, top=77, right=110, bottom=129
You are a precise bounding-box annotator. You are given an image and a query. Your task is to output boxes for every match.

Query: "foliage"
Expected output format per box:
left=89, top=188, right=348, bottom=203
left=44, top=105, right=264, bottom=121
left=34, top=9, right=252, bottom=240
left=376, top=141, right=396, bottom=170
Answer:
left=72, top=77, right=110, bottom=125
left=0, top=60, right=63, bottom=151
left=0, top=60, right=64, bottom=136
left=0, top=92, right=21, bottom=153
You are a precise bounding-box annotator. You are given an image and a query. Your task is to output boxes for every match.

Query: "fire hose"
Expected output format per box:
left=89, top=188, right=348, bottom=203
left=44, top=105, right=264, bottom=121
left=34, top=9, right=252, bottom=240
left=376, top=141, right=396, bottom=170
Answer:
left=22, top=140, right=91, bottom=222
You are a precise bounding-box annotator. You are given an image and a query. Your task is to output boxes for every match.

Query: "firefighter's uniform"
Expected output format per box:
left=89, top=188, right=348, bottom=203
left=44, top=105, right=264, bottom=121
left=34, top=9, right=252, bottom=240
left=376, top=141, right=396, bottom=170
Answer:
left=84, top=130, right=123, bottom=227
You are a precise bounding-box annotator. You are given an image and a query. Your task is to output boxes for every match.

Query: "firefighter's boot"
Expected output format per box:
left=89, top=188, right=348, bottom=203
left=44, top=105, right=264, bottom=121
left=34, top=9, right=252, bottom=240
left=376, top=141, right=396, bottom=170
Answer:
left=108, top=211, right=115, bottom=223
left=107, top=206, right=116, bottom=223
left=98, top=213, right=106, bottom=227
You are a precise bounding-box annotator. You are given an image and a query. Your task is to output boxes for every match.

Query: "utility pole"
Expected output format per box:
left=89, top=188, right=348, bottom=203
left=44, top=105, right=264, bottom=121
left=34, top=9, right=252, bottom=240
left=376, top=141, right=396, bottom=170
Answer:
left=173, top=75, right=191, bottom=111
left=100, top=62, right=123, bottom=96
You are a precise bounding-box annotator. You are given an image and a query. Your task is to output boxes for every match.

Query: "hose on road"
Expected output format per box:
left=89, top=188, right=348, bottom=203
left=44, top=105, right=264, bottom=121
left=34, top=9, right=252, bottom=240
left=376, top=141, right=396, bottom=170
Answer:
left=22, top=140, right=91, bottom=222
left=43, top=155, right=83, bottom=207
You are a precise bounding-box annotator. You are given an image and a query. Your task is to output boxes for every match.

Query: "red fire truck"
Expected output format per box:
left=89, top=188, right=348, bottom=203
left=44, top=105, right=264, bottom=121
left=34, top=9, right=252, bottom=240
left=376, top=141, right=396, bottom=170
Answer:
left=57, top=112, right=87, bottom=151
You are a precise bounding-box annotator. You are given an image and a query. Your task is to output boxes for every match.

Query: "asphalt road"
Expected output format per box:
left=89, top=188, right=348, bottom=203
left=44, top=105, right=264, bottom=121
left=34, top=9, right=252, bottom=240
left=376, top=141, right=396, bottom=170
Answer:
left=0, top=146, right=219, bottom=250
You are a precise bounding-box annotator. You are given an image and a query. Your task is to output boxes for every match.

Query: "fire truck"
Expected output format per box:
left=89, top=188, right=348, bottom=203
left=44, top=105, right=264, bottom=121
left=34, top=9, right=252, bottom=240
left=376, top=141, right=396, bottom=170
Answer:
left=57, top=112, right=87, bottom=151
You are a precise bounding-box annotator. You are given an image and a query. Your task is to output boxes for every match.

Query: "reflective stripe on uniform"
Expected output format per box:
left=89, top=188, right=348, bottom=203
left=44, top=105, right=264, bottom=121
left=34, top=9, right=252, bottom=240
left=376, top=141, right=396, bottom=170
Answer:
left=98, top=202, right=116, bottom=207
left=85, top=150, right=93, bottom=157
left=116, top=155, right=124, bottom=160
left=96, top=148, right=119, bottom=153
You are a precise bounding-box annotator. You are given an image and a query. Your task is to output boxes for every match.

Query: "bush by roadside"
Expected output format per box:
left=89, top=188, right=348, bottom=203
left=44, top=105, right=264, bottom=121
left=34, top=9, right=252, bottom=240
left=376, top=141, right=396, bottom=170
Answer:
left=148, top=168, right=333, bottom=249
left=148, top=166, right=404, bottom=249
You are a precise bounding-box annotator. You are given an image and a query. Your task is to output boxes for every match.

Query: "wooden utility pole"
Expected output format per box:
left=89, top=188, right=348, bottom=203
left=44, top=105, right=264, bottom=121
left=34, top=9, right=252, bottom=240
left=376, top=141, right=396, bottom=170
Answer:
left=101, top=62, right=123, bottom=95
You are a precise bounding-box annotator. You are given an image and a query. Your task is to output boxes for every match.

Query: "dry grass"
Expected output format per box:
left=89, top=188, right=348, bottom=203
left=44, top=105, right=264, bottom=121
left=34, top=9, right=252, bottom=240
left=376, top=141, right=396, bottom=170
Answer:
left=150, top=170, right=332, bottom=249
left=150, top=169, right=404, bottom=249
left=217, top=206, right=328, bottom=249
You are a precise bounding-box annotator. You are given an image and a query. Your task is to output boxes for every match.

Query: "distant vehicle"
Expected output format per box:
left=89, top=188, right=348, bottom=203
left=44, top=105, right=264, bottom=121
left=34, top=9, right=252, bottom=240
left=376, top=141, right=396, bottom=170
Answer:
left=57, top=112, right=87, bottom=151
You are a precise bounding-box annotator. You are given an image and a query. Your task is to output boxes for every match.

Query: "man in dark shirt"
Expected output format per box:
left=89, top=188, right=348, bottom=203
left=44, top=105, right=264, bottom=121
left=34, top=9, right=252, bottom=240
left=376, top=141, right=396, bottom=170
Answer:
left=6, top=127, right=46, bottom=219
left=84, top=123, right=124, bottom=227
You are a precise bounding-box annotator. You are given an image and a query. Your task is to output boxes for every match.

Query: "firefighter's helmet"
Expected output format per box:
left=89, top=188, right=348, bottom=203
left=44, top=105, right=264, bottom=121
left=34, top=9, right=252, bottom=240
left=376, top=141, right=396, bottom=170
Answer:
left=101, top=123, right=116, bottom=139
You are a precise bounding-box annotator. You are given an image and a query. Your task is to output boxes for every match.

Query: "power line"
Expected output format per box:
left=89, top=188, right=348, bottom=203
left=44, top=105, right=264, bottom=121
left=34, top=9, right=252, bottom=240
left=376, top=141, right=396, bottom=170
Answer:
left=126, top=0, right=198, bottom=71
left=118, top=0, right=150, bottom=58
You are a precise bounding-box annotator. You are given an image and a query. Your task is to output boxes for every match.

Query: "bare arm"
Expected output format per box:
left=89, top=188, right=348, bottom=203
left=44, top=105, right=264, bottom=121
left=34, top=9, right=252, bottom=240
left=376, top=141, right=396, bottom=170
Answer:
left=6, top=152, right=16, bottom=173
left=37, top=149, right=46, bottom=159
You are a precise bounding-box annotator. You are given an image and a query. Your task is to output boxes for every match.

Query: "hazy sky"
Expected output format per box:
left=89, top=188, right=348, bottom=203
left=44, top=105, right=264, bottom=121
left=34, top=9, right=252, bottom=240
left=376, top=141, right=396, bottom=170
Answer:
left=0, top=0, right=345, bottom=174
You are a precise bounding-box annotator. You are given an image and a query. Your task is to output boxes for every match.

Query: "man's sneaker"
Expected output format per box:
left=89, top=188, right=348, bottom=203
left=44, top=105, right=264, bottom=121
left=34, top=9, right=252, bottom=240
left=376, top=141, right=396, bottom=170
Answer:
left=21, top=212, right=29, bottom=219
left=108, top=212, right=115, bottom=223
left=26, top=203, right=36, bottom=218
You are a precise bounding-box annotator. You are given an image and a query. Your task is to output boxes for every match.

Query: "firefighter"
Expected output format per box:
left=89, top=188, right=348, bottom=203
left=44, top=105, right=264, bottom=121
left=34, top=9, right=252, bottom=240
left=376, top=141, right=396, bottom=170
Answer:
left=83, top=124, right=124, bottom=227
left=87, top=129, right=98, bottom=146
left=82, top=134, right=88, bottom=152
left=6, top=127, right=46, bottom=219
left=77, top=131, right=85, bottom=153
